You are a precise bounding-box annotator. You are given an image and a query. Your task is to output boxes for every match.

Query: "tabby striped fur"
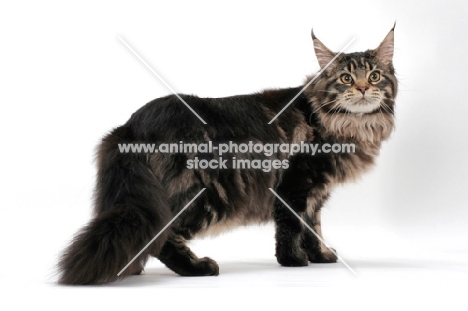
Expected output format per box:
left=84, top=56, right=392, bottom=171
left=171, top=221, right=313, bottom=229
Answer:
left=58, top=27, right=397, bottom=284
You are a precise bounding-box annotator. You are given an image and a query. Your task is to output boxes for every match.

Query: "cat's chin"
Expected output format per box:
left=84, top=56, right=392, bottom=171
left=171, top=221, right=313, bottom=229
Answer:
left=343, top=101, right=381, bottom=114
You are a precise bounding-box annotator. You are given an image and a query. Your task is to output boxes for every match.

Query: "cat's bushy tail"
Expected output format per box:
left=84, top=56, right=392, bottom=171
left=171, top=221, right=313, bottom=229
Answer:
left=58, top=126, right=171, bottom=285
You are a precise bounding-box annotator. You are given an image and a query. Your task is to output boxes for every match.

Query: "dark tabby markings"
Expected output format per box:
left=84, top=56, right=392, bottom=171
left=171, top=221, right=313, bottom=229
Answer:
left=58, top=27, right=397, bottom=284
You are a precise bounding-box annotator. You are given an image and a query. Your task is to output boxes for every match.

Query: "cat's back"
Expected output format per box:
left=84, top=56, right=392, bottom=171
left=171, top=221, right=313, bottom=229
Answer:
left=125, top=88, right=305, bottom=143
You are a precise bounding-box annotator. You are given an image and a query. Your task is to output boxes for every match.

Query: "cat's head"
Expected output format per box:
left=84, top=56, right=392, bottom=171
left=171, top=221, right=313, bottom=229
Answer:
left=306, top=27, right=397, bottom=141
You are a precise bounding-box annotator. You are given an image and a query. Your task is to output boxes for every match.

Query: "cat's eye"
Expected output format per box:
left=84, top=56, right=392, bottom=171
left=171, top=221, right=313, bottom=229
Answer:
left=369, top=71, right=381, bottom=83
left=340, top=74, right=353, bottom=84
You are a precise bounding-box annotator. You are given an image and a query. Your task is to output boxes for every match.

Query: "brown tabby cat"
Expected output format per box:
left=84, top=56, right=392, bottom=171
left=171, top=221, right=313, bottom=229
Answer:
left=58, top=26, right=397, bottom=284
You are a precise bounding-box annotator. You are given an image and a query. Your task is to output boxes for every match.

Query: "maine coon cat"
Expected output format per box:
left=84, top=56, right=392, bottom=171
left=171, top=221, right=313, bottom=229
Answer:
left=58, top=27, right=397, bottom=284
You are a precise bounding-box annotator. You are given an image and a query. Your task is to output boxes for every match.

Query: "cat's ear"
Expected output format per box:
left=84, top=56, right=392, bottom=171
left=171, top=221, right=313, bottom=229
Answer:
left=312, top=29, right=336, bottom=69
left=375, top=25, right=395, bottom=65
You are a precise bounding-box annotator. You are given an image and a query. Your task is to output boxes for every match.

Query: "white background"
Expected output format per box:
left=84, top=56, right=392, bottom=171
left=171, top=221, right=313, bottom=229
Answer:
left=1, top=0, right=467, bottom=309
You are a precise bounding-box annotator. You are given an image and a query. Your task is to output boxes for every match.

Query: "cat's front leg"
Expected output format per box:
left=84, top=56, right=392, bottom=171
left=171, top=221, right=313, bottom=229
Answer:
left=302, top=206, right=338, bottom=264
left=273, top=193, right=309, bottom=267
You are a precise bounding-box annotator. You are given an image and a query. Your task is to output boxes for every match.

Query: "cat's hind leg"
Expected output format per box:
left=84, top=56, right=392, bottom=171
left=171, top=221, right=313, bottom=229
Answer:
left=156, top=235, right=219, bottom=276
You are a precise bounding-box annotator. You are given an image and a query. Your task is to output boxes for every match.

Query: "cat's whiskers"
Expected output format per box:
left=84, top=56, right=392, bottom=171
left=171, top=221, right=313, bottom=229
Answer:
left=330, top=101, right=344, bottom=117
left=380, top=102, right=394, bottom=114
left=309, top=98, right=339, bottom=124
left=316, top=90, right=340, bottom=94
left=377, top=105, right=386, bottom=119
left=312, top=98, right=339, bottom=114
left=379, top=105, right=391, bottom=114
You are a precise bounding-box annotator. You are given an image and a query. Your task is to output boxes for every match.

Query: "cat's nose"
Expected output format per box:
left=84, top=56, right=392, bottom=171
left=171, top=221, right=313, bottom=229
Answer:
left=356, top=86, right=369, bottom=95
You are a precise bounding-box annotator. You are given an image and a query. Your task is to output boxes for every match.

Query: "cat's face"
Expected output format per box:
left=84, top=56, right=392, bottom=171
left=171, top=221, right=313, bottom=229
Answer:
left=305, top=28, right=397, bottom=141
left=331, top=54, right=392, bottom=114
left=311, top=28, right=396, bottom=116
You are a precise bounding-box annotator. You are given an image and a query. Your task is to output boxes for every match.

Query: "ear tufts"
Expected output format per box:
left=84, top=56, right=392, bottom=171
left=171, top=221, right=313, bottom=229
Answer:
left=375, top=26, right=395, bottom=65
left=312, top=30, right=336, bottom=69
left=311, top=28, right=317, bottom=40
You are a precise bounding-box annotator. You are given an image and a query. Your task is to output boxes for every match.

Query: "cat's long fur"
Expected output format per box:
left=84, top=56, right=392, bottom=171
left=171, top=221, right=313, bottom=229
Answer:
left=58, top=27, right=397, bottom=284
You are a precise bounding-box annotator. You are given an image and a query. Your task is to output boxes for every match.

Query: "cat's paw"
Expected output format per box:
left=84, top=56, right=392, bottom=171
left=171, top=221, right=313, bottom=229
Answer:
left=276, top=248, right=309, bottom=267
left=130, top=264, right=144, bottom=275
left=191, top=257, right=219, bottom=276
left=308, top=247, right=338, bottom=263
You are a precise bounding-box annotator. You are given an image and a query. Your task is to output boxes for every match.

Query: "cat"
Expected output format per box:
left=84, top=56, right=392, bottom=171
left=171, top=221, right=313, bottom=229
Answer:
left=58, top=26, right=397, bottom=284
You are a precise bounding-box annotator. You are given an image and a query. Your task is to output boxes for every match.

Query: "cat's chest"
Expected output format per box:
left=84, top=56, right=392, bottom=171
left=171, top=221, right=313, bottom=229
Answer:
left=330, top=140, right=382, bottom=184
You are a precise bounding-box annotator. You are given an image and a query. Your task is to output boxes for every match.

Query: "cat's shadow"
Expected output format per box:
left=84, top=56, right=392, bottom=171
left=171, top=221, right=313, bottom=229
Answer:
left=104, top=259, right=439, bottom=288
left=108, top=260, right=280, bottom=287
left=107, top=259, right=345, bottom=287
